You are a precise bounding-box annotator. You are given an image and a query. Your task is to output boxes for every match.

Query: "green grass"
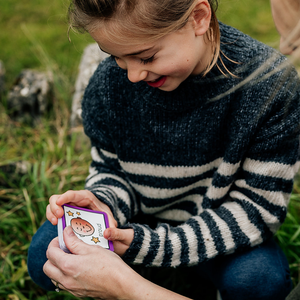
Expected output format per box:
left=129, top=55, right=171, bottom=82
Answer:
left=217, top=0, right=280, bottom=45
left=277, top=180, right=300, bottom=286
left=1, top=0, right=94, bottom=86
left=0, top=106, right=92, bottom=300
left=0, top=0, right=300, bottom=299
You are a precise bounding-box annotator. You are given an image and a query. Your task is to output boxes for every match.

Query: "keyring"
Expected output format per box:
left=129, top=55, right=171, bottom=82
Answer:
left=55, top=281, right=60, bottom=293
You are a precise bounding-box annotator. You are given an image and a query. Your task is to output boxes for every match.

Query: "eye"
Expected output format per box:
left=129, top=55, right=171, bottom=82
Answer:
left=140, top=55, right=155, bottom=65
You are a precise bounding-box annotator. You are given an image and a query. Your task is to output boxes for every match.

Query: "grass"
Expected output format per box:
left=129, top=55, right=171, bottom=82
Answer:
left=217, top=0, right=280, bottom=45
left=0, top=104, right=92, bottom=300
left=277, top=179, right=300, bottom=286
left=1, top=0, right=94, bottom=86
left=0, top=0, right=300, bottom=299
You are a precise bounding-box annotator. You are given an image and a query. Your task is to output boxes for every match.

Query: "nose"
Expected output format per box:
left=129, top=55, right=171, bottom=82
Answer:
left=126, top=62, right=148, bottom=83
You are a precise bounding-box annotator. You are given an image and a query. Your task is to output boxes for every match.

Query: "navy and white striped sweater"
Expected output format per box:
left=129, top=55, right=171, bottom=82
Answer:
left=82, top=23, right=300, bottom=267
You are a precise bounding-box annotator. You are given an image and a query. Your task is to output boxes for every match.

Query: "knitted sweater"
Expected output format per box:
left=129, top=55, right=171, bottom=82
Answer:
left=82, top=22, right=300, bottom=267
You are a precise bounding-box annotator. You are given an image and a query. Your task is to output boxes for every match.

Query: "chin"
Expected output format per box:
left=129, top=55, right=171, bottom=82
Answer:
left=158, top=81, right=181, bottom=92
left=159, top=87, right=173, bottom=92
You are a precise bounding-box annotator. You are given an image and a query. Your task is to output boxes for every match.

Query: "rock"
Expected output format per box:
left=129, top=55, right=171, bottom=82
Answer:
left=286, top=282, right=300, bottom=300
left=7, top=69, right=53, bottom=124
left=0, top=161, right=31, bottom=187
left=70, top=43, right=109, bottom=127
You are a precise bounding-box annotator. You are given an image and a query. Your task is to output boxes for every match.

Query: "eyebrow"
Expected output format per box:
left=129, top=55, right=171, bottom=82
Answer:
left=100, top=46, right=155, bottom=57
left=124, top=46, right=155, bottom=57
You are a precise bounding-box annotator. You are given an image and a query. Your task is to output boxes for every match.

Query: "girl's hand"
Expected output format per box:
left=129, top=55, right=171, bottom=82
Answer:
left=104, top=227, right=134, bottom=256
left=46, top=190, right=117, bottom=229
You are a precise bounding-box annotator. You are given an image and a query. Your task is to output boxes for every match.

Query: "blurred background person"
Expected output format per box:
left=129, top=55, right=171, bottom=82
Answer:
left=270, top=0, right=300, bottom=55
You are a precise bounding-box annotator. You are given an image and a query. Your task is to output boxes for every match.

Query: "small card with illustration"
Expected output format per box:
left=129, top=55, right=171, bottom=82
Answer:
left=57, top=204, right=114, bottom=253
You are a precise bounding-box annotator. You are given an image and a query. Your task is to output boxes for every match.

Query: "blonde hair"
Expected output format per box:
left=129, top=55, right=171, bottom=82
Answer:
left=68, top=0, right=222, bottom=75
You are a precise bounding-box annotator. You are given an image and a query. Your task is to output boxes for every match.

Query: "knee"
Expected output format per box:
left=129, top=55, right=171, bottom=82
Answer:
left=28, top=221, right=55, bottom=271
left=219, top=267, right=292, bottom=300
left=27, top=221, right=57, bottom=290
left=27, top=232, right=47, bottom=277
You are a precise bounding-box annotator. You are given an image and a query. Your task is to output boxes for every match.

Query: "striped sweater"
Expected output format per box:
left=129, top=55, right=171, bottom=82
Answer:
left=82, top=22, right=300, bottom=267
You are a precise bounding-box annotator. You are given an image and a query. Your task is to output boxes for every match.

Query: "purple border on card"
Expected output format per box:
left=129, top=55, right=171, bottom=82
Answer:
left=62, top=204, right=114, bottom=251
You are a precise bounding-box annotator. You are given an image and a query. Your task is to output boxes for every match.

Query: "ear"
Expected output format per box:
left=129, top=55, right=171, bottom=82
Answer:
left=191, top=0, right=211, bottom=36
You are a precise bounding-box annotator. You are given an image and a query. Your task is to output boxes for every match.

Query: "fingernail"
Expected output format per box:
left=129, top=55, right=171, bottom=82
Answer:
left=56, top=209, right=60, bottom=216
left=51, top=218, right=56, bottom=224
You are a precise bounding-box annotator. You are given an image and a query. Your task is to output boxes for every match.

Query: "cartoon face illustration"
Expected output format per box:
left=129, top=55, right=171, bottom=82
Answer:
left=71, top=217, right=95, bottom=237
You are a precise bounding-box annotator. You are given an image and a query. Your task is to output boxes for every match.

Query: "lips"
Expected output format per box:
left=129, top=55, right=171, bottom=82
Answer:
left=146, top=76, right=167, bottom=88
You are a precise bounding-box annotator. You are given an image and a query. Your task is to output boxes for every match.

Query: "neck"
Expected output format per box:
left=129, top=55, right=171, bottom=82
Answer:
left=193, top=39, right=215, bottom=76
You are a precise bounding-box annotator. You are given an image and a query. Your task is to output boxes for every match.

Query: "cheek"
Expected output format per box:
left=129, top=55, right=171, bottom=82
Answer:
left=163, top=59, right=195, bottom=76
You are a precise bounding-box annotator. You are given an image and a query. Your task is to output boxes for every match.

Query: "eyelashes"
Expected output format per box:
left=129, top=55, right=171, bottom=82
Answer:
left=111, top=55, right=155, bottom=65
left=140, top=55, right=154, bottom=64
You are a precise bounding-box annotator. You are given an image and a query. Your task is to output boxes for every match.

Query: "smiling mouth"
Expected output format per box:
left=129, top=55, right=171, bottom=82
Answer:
left=146, top=76, right=167, bottom=88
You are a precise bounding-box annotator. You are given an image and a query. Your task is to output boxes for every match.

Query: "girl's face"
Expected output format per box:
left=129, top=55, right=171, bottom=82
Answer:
left=90, top=20, right=213, bottom=91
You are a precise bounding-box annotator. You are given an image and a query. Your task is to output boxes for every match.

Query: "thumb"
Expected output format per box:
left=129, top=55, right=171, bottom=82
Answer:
left=63, top=226, right=91, bottom=255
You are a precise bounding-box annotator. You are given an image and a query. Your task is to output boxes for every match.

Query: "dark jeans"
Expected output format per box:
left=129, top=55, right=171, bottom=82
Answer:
left=28, top=220, right=292, bottom=299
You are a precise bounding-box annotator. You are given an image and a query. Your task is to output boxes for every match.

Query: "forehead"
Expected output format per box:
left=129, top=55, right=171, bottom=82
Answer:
left=89, top=24, right=161, bottom=55
left=88, top=15, right=175, bottom=46
left=88, top=17, right=193, bottom=56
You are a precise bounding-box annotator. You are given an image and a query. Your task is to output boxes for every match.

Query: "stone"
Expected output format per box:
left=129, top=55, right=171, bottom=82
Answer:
left=7, top=69, right=53, bottom=123
left=286, top=282, right=300, bottom=300
left=70, top=43, right=109, bottom=127
left=0, top=161, right=31, bottom=187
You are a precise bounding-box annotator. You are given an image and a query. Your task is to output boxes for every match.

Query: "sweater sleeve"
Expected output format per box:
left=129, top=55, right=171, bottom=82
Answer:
left=82, top=62, right=139, bottom=226
left=121, top=62, right=300, bottom=267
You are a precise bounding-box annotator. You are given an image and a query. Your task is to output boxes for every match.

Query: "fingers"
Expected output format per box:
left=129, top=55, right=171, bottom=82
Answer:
left=44, top=232, right=87, bottom=279
left=48, top=236, right=60, bottom=249
left=104, top=228, right=134, bottom=244
left=47, top=189, right=118, bottom=228
left=46, top=204, right=58, bottom=225
left=48, top=194, right=65, bottom=224
left=43, top=259, right=63, bottom=286
left=102, top=210, right=118, bottom=229
left=47, top=226, right=90, bottom=258
left=63, top=226, right=98, bottom=256
left=45, top=230, right=129, bottom=299
left=44, top=238, right=67, bottom=284
left=44, top=254, right=76, bottom=295
left=46, top=237, right=68, bottom=269
left=104, top=228, right=134, bottom=256
left=59, top=190, right=118, bottom=228
left=51, top=279, right=66, bottom=292
left=56, top=190, right=97, bottom=207
left=47, top=190, right=94, bottom=225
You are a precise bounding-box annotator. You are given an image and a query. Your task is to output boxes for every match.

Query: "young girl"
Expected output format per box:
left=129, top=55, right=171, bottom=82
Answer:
left=28, top=0, right=300, bottom=299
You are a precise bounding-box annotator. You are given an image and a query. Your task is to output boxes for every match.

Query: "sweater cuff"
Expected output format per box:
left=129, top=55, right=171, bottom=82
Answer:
left=86, top=188, right=118, bottom=221
left=121, top=223, right=151, bottom=265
